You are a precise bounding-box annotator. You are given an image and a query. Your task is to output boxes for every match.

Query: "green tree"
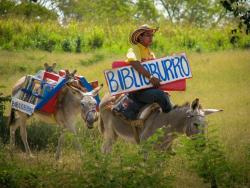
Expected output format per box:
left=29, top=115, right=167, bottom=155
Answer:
left=135, top=0, right=159, bottom=22
left=56, top=0, right=160, bottom=24
left=157, top=0, right=227, bottom=27
left=0, top=0, right=58, bottom=20
left=56, top=0, right=134, bottom=24
left=0, top=0, right=16, bottom=17
left=221, top=0, right=250, bottom=34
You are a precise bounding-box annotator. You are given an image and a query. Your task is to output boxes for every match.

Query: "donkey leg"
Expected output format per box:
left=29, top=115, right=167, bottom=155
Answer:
left=55, top=129, right=65, bottom=160
left=9, top=123, right=19, bottom=149
left=19, top=121, right=33, bottom=157
left=102, top=137, right=113, bottom=154
left=68, top=125, right=83, bottom=157
left=157, top=133, right=177, bottom=152
left=101, top=126, right=116, bottom=154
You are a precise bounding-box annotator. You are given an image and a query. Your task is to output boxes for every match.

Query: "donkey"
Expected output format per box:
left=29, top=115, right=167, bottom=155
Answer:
left=9, top=71, right=102, bottom=160
left=99, top=94, right=222, bottom=153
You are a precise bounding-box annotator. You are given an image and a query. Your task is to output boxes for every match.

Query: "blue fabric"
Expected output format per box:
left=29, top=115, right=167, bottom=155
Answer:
left=129, top=88, right=173, bottom=113
left=79, top=77, right=100, bottom=105
left=35, top=78, right=67, bottom=110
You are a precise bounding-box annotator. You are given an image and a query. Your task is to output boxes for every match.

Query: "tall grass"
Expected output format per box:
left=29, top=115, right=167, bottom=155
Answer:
left=0, top=49, right=249, bottom=187
left=0, top=19, right=249, bottom=54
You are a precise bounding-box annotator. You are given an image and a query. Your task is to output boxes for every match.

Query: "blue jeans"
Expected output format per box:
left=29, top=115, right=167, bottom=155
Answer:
left=129, top=88, right=173, bottom=113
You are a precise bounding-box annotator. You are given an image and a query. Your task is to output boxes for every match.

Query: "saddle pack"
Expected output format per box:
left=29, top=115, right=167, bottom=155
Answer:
left=11, top=70, right=99, bottom=115
left=111, top=94, right=160, bottom=127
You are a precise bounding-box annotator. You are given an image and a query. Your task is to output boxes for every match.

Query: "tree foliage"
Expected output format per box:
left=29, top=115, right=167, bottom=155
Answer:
left=55, top=0, right=160, bottom=24
left=0, top=0, right=249, bottom=31
left=0, top=0, right=58, bottom=20
left=221, top=0, right=250, bottom=34
left=56, top=0, right=134, bottom=23
left=157, top=0, right=227, bottom=27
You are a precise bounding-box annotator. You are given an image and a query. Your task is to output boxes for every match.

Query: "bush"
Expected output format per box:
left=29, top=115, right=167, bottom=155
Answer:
left=15, top=120, right=59, bottom=151
left=0, top=19, right=250, bottom=53
left=178, top=131, right=250, bottom=188
left=75, top=127, right=174, bottom=188
left=61, top=39, right=72, bottom=52
left=0, top=93, right=10, bottom=144
left=88, top=30, right=104, bottom=49
left=75, top=36, right=82, bottom=53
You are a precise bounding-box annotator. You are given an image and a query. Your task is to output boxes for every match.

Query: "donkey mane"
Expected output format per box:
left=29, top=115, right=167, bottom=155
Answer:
left=171, top=102, right=190, bottom=111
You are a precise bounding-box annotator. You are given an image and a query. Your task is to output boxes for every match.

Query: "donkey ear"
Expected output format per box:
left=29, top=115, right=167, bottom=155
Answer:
left=91, top=83, right=103, bottom=96
left=52, top=63, right=56, bottom=69
left=191, top=98, right=199, bottom=110
left=65, top=69, right=70, bottom=75
left=72, top=70, right=77, bottom=76
left=203, top=109, right=223, bottom=115
left=44, top=63, right=49, bottom=69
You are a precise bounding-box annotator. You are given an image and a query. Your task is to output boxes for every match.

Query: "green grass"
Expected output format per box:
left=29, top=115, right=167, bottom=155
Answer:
left=0, top=49, right=249, bottom=187
left=1, top=19, right=250, bottom=54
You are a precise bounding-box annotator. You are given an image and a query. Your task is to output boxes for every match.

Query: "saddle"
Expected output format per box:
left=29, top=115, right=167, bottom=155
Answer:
left=110, top=94, right=160, bottom=127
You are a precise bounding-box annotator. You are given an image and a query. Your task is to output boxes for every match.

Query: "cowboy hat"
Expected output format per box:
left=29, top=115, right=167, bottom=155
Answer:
left=129, top=24, right=159, bottom=45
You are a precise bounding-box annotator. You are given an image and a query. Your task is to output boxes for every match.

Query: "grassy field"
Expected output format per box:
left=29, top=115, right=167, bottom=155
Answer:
left=0, top=49, right=249, bottom=187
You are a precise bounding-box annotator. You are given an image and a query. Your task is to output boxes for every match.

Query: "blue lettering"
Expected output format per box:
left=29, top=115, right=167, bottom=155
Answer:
left=120, top=68, right=134, bottom=90
left=180, top=56, right=190, bottom=76
left=117, top=70, right=124, bottom=90
left=148, top=62, right=160, bottom=79
left=162, top=59, right=175, bottom=80
left=131, top=68, right=141, bottom=88
left=155, top=61, right=167, bottom=81
left=106, top=71, right=119, bottom=92
left=173, top=57, right=185, bottom=78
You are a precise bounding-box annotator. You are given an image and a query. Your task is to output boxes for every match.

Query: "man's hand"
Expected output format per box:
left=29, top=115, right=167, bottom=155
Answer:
left=150, top=76, right=161, bottom=88
left=130, top=61, right=161, bottom=88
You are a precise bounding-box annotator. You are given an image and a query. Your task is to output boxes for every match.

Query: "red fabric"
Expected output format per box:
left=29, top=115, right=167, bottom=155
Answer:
left=112, top=61, right=129, bottom=68
left=40, top=71, right=61, bottom=114
left=43, top=72, right=60, bottom=82
left=40, top=91, right=60, bottom=113
left=111, top=60, right=186, bottom=91
left=159, top=79, right=186, bottom=91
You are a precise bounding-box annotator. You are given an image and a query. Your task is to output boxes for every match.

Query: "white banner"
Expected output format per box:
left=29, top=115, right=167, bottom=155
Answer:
left=104, top=53, right=192, bottom=95
left=11, top=97, right=35, bottom=115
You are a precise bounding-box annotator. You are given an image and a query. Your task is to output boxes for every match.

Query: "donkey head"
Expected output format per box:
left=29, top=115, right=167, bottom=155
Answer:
left=185, top=98, right=223, bottom=136
left=44, top=63, right=57, bottom=73
left=69, top=83, right=103, bottom=129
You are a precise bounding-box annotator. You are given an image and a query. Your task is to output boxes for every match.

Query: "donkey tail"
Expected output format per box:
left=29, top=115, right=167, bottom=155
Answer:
left=8, top=108, right=15, bottom=126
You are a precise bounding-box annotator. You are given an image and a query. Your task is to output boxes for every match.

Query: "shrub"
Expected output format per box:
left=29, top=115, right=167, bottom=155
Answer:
left=77, top=127, right=174, bottom=187
left=61, top=39, right=72, bottom=52
left=0, top=93, right=10, bottom=144
left=178, top=131, right=250, bottom=188
left=88, top=30, right=104, bottom=49
left=15, top=120, right=59, bottom=151
left=75, top=36, right=82, bottom=53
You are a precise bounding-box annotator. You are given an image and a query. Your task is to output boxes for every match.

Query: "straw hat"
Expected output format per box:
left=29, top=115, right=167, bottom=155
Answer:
left=129, top=24, right=159, bottom=45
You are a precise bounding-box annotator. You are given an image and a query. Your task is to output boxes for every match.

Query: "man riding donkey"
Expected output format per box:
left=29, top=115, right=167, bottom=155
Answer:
left=99, top=25, right=222, bottom=153
left=120, top=24, right=174, bottom=120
